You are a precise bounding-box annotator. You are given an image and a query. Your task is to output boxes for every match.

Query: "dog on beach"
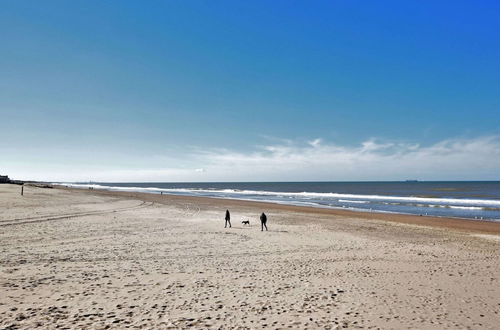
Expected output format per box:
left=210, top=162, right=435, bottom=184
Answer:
left=242, top=220, right=250, bottom=226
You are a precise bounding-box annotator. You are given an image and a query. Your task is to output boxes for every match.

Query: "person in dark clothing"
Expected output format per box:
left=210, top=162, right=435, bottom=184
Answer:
left=260, top=212, right=268, bottom=231
left=225, top=209, right=231, bottom=228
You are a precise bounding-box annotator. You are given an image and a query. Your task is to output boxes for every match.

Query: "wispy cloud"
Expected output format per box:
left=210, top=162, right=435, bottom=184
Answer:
left=5, top=136, right=500, bottom=182
left=195, top=136, right=500, bottom=181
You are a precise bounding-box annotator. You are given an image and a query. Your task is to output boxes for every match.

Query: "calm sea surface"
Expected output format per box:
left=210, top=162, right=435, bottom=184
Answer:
left=59, top=181, right=500, bottom=222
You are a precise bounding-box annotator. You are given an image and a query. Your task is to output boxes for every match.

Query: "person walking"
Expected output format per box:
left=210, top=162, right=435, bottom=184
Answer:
left=225, top=209, right=231, bottom=228
left=260, top=212, right=268, bottom=231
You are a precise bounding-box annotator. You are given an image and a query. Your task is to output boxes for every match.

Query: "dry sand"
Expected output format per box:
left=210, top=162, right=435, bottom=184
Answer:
left=0, top=184, right=499, bottom=329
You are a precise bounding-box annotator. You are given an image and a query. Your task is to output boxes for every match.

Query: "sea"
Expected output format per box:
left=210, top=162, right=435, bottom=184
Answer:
left=57, top=181, right=500, bottom=222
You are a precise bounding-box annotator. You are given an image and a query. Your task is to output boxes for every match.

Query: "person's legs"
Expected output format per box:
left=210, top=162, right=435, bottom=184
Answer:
left=264, top=222, right=268, bottom=231
left=228, top=220, right=231, bottom=228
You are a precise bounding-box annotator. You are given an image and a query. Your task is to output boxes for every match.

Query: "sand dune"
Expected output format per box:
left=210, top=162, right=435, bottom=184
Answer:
left=0, top=184, right=498, bottom=329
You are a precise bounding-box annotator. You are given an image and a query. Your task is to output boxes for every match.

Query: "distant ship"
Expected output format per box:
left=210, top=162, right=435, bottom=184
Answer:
left=405, top=180, right=419, bottom=182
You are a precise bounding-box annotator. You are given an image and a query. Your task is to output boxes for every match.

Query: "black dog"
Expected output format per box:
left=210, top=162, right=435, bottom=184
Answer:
left=242, top=220, right=250, bottom=226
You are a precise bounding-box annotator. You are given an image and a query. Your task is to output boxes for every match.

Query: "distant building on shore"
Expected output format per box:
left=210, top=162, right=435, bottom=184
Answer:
left=0, top=175, right=10, bottom=183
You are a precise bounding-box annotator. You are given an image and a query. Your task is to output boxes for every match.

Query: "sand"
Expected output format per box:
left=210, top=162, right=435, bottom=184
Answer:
left=0, top=184, right=499, bottom=329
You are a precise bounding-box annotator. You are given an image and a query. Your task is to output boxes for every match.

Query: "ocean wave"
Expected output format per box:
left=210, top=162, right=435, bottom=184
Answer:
left=338, top=199, right=369, bottom=204
left=448, top=205, right=484, bottom=210
left=55, top=183, right=500, bottom=208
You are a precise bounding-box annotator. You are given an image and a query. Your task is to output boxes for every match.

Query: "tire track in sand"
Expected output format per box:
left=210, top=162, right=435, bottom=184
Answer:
left=0, top=201, right=153, bottom=227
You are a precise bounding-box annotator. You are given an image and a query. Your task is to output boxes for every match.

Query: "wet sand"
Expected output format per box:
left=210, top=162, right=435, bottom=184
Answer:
left=1, top=184, right=499, bottom=329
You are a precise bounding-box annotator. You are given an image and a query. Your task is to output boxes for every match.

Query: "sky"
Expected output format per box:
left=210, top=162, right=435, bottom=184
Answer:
left=1, top=1, right=499, bottom=182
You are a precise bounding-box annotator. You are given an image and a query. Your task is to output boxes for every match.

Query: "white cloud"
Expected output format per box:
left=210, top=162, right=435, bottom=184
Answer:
left=195, top=136, right=500, bottom=181
left=4, top=136, right=500, bottom=182
left=308, top=138, right=322, bottom=147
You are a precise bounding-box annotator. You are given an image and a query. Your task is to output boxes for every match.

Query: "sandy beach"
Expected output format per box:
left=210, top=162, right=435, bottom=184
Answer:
left=1, top=184, right=499, bottom=329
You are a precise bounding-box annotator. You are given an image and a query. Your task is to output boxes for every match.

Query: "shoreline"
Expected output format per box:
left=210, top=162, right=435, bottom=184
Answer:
left=58, top=185, right=500, bottom=235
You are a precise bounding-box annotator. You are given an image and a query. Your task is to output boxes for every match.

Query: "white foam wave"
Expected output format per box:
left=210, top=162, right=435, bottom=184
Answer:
left=338, top=199, right=369, bottom=204
left=55, top=183, right=500, bottom=208
left=448, top=205, right=483, bottom=210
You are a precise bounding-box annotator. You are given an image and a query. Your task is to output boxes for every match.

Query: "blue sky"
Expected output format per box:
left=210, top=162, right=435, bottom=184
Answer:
left=1, top=1, right=499, bottom=181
